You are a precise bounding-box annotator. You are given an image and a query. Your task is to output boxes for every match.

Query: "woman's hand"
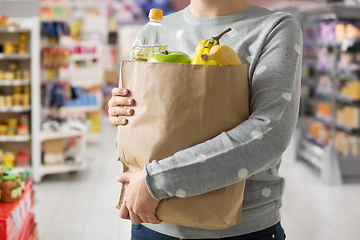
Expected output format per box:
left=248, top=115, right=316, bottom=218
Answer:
left=116, top=170, right=162, bottom=225
left=108, top=87, right=134, bottom=126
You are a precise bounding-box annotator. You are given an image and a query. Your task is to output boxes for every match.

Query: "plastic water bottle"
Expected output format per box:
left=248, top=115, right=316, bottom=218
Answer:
left=130, top=8, right=168, bottom=62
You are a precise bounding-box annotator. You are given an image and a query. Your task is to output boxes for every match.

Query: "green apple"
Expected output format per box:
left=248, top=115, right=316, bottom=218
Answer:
left=148, top=50, right=191, bottom=64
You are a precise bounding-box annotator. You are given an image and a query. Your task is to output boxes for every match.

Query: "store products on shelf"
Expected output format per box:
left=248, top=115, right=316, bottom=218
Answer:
left=0, top=86, right=31, bottom=108
left=319, top=21, right=360, bottom=43
left=0, top=164, right=30, bottom=202
left=41, top=81, right=69, bottom=108
left=308, top=121, right=331, bottom=144
left=0, top=115, right=30, bottom=136
left=1, top=175, right=19, bottom=203
left=317, top=75, right=333, bottom=93
left=338, top=52, right=358, bottom=70
left=41, top=47, right=71, bottom=69
left=0, top=62, right=30, bottom=81
left=1, top=33, right=28, bottom=54
left=3, top=152, right=15, bottom=167
left=0, top=150, right=2, bottom=202
left=316, top=102, right=332, bottom=119
left=15, top=148, right=30, bottom=166
left=43, top=139, right=65, bottom=165
left=335, top=22, right=360, bottom=41
left=64, top=87, right=98, bottom=107
left=340, top=81, right=360, bottom=100
left=334, top=131, right=360, bottom=156
left=88, top=111, right=101, bottom=132
left=41, top=21, right=70, bottom=45
left=0, top=15, right=9, bottom=27
left=336, top=105, right=360, bottom=129
left=40, top=121, right=86, bottom=165
left=41, top=81, right=97, bottom=109
left=319, top=22, right=335, bottom=44
left=317, top=47, right=332, bottom=71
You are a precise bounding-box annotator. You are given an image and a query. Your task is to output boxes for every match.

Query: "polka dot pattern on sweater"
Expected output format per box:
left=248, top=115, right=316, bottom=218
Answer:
left=262, top=188, right=271, bottom=197
left=228, top=29, right=238, bottom=38
left=256, top=66, right=267, bottom=75
left=238, top=168, right=248, bottom=179
left=246, top=56, right=252, bottom=63
left=251, top=130, right=263, bottom=140
left=176, top=29, right=184, bottom=38
left=282, top=93, right=292, bottom=101
left=176, top=189, right=186, bottom=198
left=196, top=154, right=207, bottom=163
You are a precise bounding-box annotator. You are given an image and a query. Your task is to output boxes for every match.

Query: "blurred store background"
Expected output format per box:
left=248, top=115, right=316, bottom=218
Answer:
left=0, top=0, right=360, bottom=240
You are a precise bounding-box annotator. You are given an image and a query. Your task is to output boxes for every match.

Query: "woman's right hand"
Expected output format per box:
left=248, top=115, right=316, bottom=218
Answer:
left=108, top=87, right=134, bottom=126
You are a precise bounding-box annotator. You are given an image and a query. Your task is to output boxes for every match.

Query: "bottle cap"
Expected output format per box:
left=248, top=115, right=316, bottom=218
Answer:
left=149, top=9, right=163, bottom=21
left=3, top=175, right=16, bottom=181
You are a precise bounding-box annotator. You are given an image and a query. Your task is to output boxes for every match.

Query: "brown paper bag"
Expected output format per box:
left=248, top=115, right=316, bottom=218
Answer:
left=117, top=61, right=248, bottom=230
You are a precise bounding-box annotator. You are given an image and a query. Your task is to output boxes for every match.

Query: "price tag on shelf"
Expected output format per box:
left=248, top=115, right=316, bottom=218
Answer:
left=340, top=39, right=355, bottom=52
left=20, top=200, right=27, bottom=219
left=0, top=54, right=4, bottom=59
left=26, top=191, right=32, bottom=210
left=7, top=26, right=16, bottom=32
left=11, top=206, right=22, bottom=229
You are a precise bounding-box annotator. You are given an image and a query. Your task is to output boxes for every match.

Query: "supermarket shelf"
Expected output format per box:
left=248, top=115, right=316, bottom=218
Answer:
left=41, top=43, right=64, bottom=49
left=0, top=106, right=31, bottom=112
left=70, top=79, right=103, bottom=88
left=315, top=89, right=360, bottom=106
left=0, top=27, right=31, bottom=33
left=0, top=135, right=30, bottom=142
left=0, top=79, right=31, bottom=86
left=292, top=2, right=360, bottom=185
left=297, top=137, right=325, bottom=170
left=298, top=2, right=360, bottom=20
left=40, top=130, right=85, bottom=142
left=336, top=94, right=360, bottom=106
left=60, top=104, right=102, bottom=113
left=0, top=53, right=31, bottom=60
left=339, top=155, right=360, bottom=178
left=40, top=158, right=89, bottom=176
left=40, top=18, right=71, bottom=22
left=71, top=53, right=100, bottom=61
left=40, top=0, right=104, bottom=7
left=315, top=114, right=360, bottom=134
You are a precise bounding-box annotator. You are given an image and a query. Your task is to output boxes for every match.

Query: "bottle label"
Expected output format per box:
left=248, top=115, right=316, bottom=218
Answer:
left=11, top=186, right=18, bottom=199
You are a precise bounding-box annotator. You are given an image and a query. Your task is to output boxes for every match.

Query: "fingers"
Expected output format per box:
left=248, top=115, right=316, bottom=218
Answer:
left=108, top=88, right=134, bottom=126
left=120, top=204, right=161, bottom=225
left=111, top=87, right=129, bottom=97
left=108, top=105, right=134, bottom=117
left=146, top=214, right=163, bottom=224
left=131, top=209, right=162, bottom=225
left=115, top=172, right=131, bottom=183
left=108, top=95, right=134, bottom=108
left=120, top=204, right=130, bottom=220
left=129, top=211, right=144, bottom=225
left=109, top=116, right=128, bottom=126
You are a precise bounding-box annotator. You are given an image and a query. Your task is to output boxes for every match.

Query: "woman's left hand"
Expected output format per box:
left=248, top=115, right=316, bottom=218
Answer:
left=116, top=170, right=162, bottom=225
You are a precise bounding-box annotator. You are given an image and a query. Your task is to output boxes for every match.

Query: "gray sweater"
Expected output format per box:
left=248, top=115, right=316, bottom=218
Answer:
left=143, top=5, right=302, bottom=239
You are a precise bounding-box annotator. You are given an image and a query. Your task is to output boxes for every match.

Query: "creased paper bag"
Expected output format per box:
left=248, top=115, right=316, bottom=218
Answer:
left=117, top=61, right=249, bottom=230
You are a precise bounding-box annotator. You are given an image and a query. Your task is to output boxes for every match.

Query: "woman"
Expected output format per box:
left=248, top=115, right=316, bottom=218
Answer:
left=108, top=0, right=302, bottom=239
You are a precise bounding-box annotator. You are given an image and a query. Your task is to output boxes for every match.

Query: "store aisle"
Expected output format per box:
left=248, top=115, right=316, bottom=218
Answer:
left=32, top=117, right=360, bottom=240
left=32, top=116, right=131, bottom=240
left=280, top=132, right=360, bottom=240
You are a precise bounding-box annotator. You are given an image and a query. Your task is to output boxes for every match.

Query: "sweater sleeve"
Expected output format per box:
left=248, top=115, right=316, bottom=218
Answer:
left=144, top=16, right=303, bottom=201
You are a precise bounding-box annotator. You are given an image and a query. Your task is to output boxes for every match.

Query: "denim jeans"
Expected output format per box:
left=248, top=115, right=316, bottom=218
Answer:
left=131, top=222, right=286, bottom=240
